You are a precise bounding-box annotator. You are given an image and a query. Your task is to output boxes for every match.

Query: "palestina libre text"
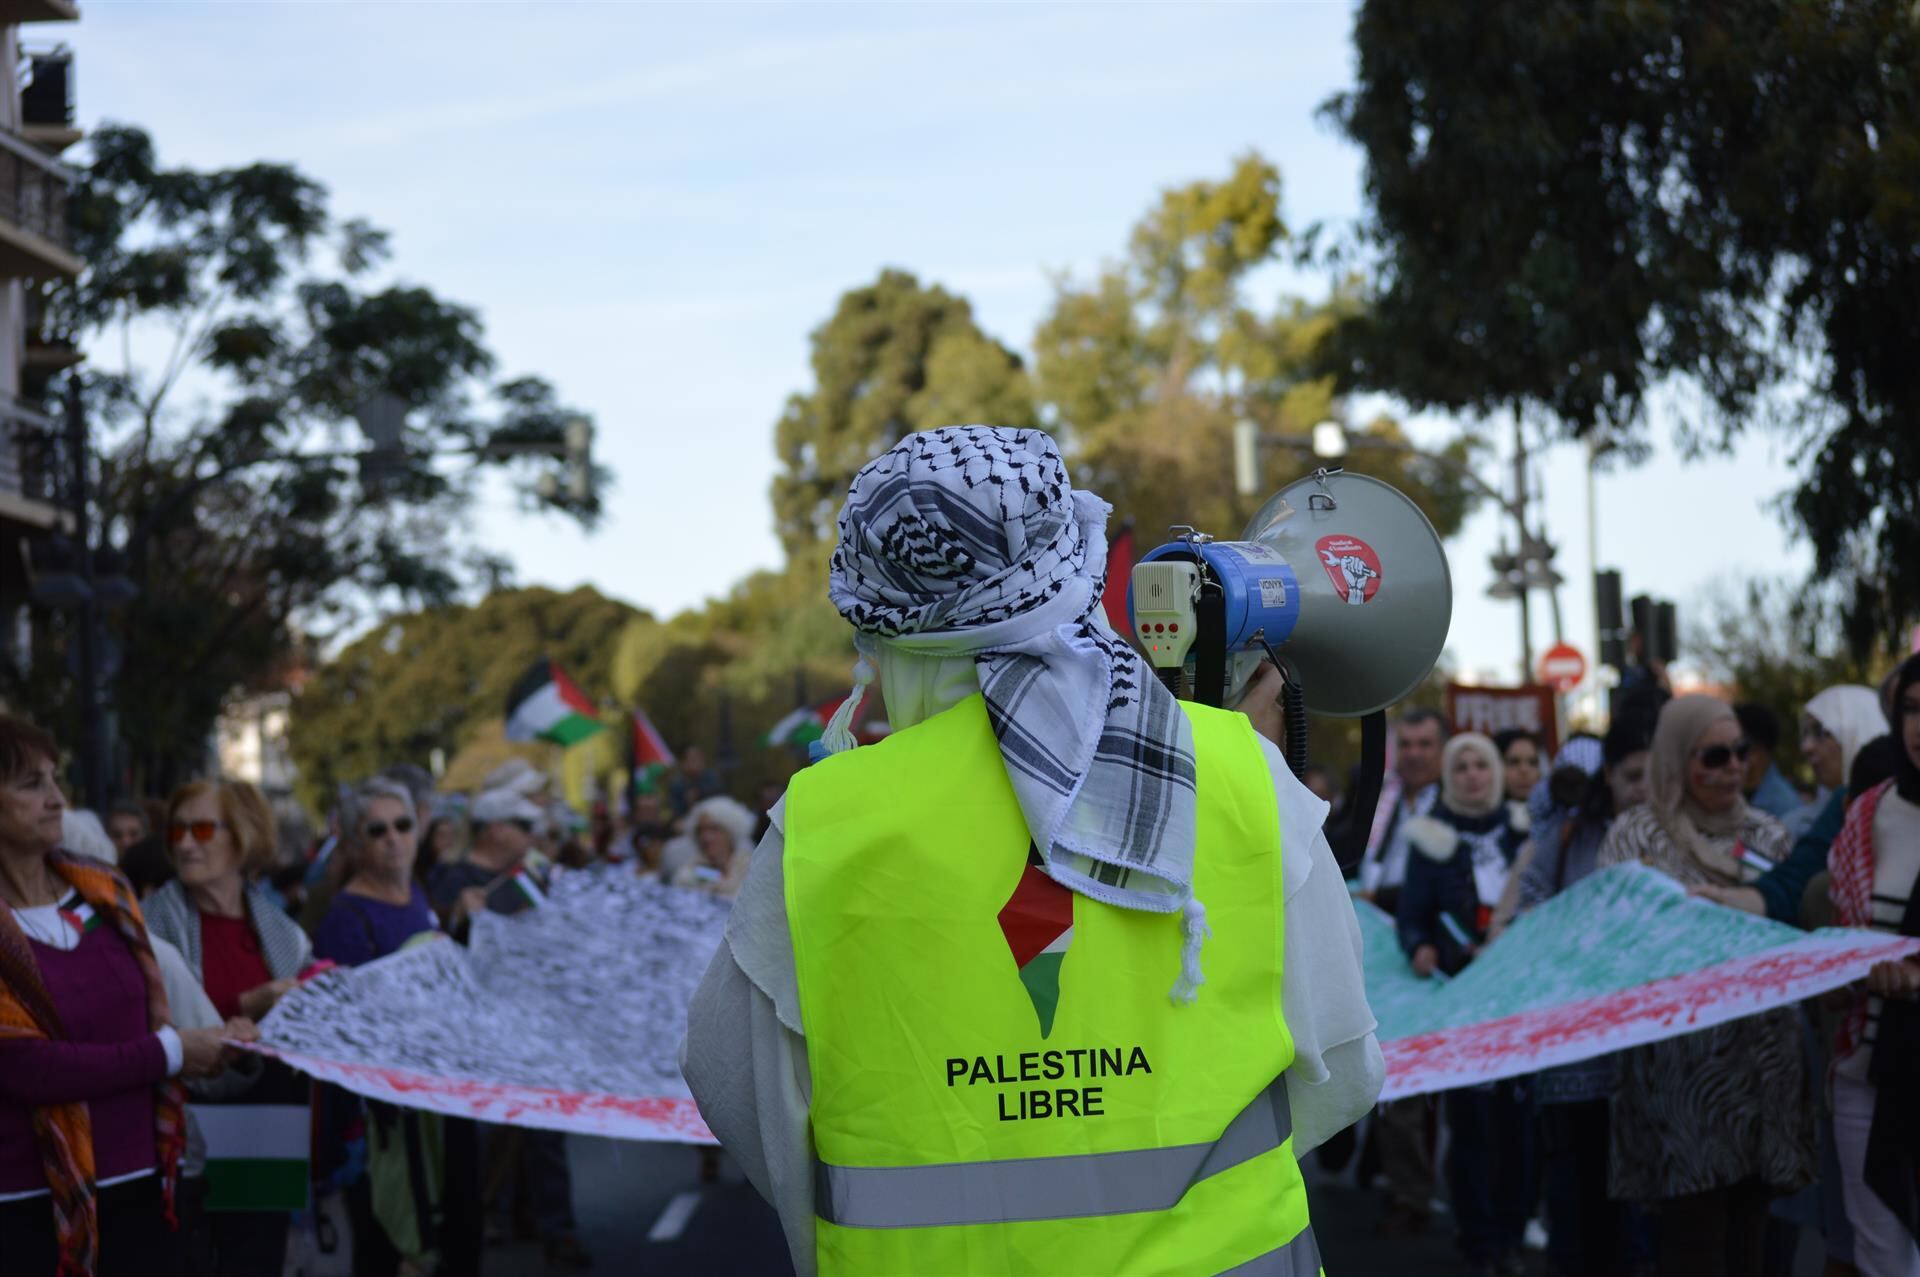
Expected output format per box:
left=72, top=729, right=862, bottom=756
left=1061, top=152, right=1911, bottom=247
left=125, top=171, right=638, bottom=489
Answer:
left=946, top=1046, right=1153, bottom=1122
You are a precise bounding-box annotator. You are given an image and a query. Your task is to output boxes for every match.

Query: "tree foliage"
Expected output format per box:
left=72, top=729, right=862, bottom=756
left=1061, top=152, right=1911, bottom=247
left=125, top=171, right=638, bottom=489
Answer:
left=1690, top=576, right=1893, bottom=779
left=1324, top=0, right=1920, bottom=648
left=286, top=586, right=643, bottom=812
left=1034, top=152, right=1485, bottom=543
left=11, top=124, right=606, bottom=793
left=771, top=269, right=1039, bottom=553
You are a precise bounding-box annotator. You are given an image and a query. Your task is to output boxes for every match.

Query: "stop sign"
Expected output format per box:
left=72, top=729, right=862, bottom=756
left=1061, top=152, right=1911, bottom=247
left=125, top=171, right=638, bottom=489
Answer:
left=1539, top=642, right=1587, bottom=693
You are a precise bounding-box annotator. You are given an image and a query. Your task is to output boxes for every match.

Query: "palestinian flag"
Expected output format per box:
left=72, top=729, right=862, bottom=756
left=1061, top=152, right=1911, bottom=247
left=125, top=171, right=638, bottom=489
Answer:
left=505, top=658, right=605, bottom=746
left=763, top=695, right=848, bottom=748
left=505, top=862, right=548, bottom=910
left=997, top=847, right=1075, bottom=1038
left=190, top=1104, right=310, bottom=1212
left=1101, top=517, right=1136, bottom=639
left=631, top=709, right=675, bottom=792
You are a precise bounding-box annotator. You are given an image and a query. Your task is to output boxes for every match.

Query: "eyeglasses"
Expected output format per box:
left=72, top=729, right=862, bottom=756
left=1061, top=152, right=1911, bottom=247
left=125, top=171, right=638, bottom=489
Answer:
left=168, top=819, right=224, bottom=845
left=365, top=817, right=416, bottom=839
left=1693, top=739, right=1753, bottom=770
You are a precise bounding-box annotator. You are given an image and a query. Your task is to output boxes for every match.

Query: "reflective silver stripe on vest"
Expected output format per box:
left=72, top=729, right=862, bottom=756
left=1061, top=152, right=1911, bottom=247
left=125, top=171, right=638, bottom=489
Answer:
left=815, top=1078, right=1293, bottom=1229
left=1217, top=1227, right=1322, bottom=1276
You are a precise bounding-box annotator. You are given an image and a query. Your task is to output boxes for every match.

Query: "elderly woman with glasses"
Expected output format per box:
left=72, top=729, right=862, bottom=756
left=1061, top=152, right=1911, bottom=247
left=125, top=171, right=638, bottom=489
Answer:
left=142, top=779, right=312, bottom=1276
left=1597, top=695, right=1812, bottom=1277
left=313, top=777, right=438, bottom=969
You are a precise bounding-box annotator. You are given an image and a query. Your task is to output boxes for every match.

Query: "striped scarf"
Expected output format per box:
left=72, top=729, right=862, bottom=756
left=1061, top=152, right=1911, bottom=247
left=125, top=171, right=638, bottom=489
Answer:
left=0, top=852, right=185, bottom=1277
left=1829, top=779, right=1890, bottom=1063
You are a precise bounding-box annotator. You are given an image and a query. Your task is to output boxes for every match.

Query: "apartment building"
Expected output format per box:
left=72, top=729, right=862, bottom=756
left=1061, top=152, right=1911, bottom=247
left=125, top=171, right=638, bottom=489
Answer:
left=0, top=0, right=79, bottom=659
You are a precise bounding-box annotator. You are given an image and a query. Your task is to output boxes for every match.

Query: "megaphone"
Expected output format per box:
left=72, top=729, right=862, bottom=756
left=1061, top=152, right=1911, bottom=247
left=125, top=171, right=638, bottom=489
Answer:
left=1128, top=468, right=1452, bottom=716
left=1126, top=468, right=1453, bottom=866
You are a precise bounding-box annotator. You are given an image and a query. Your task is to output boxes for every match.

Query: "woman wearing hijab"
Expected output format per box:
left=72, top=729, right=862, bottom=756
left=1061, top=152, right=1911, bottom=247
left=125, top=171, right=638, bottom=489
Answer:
left=1693, top=684, right=1888, bottom=925
left=1395, top=732, right=1532, bottom=1274
left=1824, top=654, right=1920, bottom=1276
left=1598, top=694, right=1813, bottom=1277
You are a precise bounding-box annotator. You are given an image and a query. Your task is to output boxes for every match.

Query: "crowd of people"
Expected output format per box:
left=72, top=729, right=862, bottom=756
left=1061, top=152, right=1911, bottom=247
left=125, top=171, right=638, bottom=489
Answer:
left=0, top=716, right=768, bottom=1277
left=1344, top=657, right=1920, bottom=1277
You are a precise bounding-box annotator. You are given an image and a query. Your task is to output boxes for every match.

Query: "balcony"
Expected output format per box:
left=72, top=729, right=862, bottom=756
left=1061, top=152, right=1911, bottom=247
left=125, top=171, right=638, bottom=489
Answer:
left=0, top=1, right=79, bottom=26
left=22, top=285, right=77, bottom=377
left=0, top=126, right=76, bottom=279
left=19, top=47, right=78, bottom=153
left=0, top=395, right=62, bottom=530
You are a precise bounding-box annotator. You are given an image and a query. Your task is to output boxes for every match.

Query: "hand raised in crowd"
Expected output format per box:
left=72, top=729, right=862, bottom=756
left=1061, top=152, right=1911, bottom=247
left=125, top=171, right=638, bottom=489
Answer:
left=1865, top=957, right=1920, bottom=1000
left=237, top=978, right=298, bottom=1020
left=1410, top=943, right=1440, bottom=979
left=1689, top=883, right=1766, bottom=916
left=1236, top=661, right=1288, bottom=747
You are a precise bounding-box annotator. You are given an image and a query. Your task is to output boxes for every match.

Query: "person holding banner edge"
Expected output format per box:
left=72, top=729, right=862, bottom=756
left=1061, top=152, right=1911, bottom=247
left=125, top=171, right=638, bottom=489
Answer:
left=1597, top=694, right=1813, bottom=1277
left=684, top=426, right=1382, bottom=1276
left=142, top=778, right=310, bottom=1277
left=0, top=715, right=250, bottom=1277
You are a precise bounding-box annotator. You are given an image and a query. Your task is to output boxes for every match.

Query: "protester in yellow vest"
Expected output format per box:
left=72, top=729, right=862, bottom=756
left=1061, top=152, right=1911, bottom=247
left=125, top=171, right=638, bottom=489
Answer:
left=683, top=426, right=1383, bottom=1275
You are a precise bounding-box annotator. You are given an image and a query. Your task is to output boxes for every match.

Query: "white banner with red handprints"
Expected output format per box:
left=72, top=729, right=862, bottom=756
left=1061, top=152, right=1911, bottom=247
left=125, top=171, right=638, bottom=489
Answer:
left=1359, top=862, right=1919, bottom=1100
left=254, top=862, right=1915, bottom=1141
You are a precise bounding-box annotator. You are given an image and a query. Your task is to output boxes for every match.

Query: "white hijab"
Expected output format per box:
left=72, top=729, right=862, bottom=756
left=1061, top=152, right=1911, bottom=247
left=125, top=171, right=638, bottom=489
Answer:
left=1804, top=684, right=1889, bottom=786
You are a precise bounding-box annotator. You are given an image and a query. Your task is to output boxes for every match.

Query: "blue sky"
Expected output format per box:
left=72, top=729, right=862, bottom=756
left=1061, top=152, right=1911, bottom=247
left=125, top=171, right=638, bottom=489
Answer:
left=71, top=1, right=1809, bottom=696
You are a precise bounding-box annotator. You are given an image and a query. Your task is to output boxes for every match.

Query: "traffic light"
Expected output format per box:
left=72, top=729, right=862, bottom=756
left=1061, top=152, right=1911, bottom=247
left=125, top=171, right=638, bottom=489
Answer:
left=1653, top=600, right=1678, bottom=664
left=1595, top=569, right=1626, bottom=668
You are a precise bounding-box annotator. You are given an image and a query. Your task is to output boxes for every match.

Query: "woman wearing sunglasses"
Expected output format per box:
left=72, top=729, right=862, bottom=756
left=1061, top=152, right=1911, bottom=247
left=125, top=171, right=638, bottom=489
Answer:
left=311, top=776, right=457, bottom=1277
left=312, top=778, right=436, bottom=970
left=141, top=779, right=312, bottom=1276
left=1693, top=684, right=1887, bottom=925
left=1597, top=695, right=1812, bottom=1277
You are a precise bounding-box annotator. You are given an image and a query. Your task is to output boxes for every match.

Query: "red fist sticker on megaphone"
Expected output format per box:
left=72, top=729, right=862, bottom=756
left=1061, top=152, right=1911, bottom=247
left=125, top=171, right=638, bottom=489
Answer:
left=1316, top=534, right=1382, bottom=605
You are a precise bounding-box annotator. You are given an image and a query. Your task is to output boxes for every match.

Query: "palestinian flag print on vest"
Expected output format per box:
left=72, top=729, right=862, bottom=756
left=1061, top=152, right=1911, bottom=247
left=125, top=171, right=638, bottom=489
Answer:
left=997, top=845, right=1074, bottom=1038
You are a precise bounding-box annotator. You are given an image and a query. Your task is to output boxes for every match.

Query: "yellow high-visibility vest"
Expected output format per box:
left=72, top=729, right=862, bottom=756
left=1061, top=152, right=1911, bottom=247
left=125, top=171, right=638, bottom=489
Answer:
left=785, top=693, right=1320, bottom=1275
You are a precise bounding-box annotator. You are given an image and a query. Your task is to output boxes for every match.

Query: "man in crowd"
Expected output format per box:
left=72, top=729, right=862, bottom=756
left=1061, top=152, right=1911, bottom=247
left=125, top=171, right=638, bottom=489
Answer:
left=684, top=427, right=1379, bottom=1275
left=1354, top=707, right=1448, bottom=911
left=1735, top=702, right=1803, bottom=821
left=668, top=744, right=724, bottom=818
left=428, top=785, right=591, bottom=1270
left=1352, top=705, right=1448, bottom=1238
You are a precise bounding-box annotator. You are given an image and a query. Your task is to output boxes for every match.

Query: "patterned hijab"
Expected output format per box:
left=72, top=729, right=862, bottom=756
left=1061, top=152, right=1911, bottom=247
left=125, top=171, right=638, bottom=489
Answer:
left=0, top=851, right=185, bottom=1276
left=1648, top=695, right=1750, bottom=884
left=827, top=427, right=1201, bottom=922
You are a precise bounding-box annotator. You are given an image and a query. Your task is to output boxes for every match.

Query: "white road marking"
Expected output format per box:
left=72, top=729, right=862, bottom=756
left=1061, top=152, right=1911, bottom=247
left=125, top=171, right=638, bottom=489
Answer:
left=647, top=1190, right=703, bottom=1242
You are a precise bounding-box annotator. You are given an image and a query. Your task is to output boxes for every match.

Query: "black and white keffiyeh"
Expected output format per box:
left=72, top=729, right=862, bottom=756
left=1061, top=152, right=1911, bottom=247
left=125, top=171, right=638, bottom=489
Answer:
left=827, top=426, right=1201, bottom=925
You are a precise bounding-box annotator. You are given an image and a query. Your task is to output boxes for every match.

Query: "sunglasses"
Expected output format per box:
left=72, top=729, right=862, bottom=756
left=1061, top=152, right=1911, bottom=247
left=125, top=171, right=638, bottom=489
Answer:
left=168, top=819, right=225, bottom=845
left=365, top=817, right=416, bottom=839
left=1694, top=739, right=1753, bottom=770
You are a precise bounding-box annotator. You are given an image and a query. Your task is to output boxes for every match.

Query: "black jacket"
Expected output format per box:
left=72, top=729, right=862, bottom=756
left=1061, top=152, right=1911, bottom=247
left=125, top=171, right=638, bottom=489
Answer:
left=1395, top=801, right=1527, bottom=976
